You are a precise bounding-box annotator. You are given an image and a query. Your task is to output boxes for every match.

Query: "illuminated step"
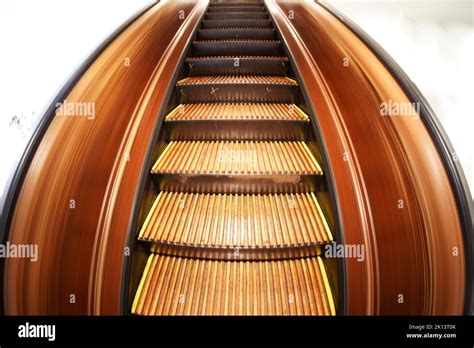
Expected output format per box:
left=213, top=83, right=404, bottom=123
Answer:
left=202, top=19, right=272, bottom=29
left=186, top=56, right=287, bottom=76
left=152, top=140, right=322, bottom=175
left=165, top=103, right=308, bottom=140
left=139, top=191, right=332, bottom=259
left=132, top=254, right=336, bottom=315
left=150, top=140, right=322, bottom=193
left=177, top=75, right=295, bottom=86
left=177, top=75, right=298, bottom=104
left=166, top=103, right=307, bottom=121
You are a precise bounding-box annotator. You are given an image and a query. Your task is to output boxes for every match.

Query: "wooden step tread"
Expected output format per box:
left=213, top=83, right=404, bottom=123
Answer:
left=207, top=7, right=265, bottom=12
left=139, top=191, right=332, bottom=248
left=206, top=12, right=268, bottom=19
left=198, top=27, right=274, bottom=32
left=132, top=254, right=336, bottom=315
left=151, top=141, right=322, bottom=175
left=186, top=55, right=286, bottom=60
left=177, top=76, right=296, bottom=86
left=194, top=39, right=279, bottom=43
left=165, top=103, right=308, bottom=122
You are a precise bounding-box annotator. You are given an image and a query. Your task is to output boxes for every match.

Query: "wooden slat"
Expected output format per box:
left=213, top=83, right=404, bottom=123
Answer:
left=139, top=191, right=332, bottom=247
left=177, top=75, right=296, bottom=86
left=151, top=140, right=322, bottom=175
left=165, top=103, right=308, bottom=121
left=132, top=254, right=336, bottom=315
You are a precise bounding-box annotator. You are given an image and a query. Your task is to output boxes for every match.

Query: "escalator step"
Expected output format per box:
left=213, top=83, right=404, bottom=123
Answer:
left=202, top=19, right=272, bottom=28
left=164, top=102, right=308, bottom=140
left=138, top=191, right=332, bottom=256
left=206, top=12, right=268, bottom=20
left=186, top=55, right=288, bottom=76
left=193, top=39, right=281, bottom=57
left=151, top=140, right=322, bottom=175
left=176, top=75, right=298, bottom=103
left=210, top=2, right=263, bottom=6
left=132, top=254, right=335, bottom=315
left=165, top=103, right=308, bottom=121
left=197, top=28, right=276, bottom=40
left=207, top=6, right=265, bottom=12
left=177, top=75, right=296, bottom=86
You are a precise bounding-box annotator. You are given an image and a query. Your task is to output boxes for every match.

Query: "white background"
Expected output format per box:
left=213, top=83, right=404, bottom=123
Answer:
left=0, top=0, right=472, bottom=199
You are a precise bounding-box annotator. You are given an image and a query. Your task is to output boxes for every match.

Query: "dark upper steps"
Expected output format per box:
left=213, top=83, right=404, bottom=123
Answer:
left=176, top=76, right=298, bottom=104
left=186, top=56, right=288, bottom=76
left=206, top=12, right=268, bottom=20
left=164, top=102, right=309, bottom=141
left=197, top=28, right=276, bottom=40
left=207, top=5, right=265, bottom=12
left=202, top=19, right=272, bottom=28
left=192, top=39, right=282, bottom=57
left=150, top=139, right=322, bottom=194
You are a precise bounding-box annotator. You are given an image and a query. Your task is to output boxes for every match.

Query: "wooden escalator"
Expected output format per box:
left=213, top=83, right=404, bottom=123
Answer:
left=2, top=0, right=468, bottom=317
left=131, top=0, right=337, bottom=316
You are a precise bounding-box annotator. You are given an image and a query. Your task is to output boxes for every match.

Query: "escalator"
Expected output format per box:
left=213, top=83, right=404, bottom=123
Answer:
left=2, top=0, right=470, bottom=316
left=131, top=0, right=337, bottom=316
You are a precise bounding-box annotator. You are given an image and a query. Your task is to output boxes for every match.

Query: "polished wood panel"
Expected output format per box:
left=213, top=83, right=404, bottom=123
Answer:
left=165, top=102, right=309, bottom=141
left=5, top=0, right=466, bottom=316
left=207, top=6, right=265, bottom=12
left=267, top=0, right=464, bottom=314
left=202, top=19, right=273, bottom=28
left=4, top=0, right=209, bottom=315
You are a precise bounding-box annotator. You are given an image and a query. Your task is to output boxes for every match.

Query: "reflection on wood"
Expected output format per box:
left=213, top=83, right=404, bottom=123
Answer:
left=132, top=254, right=336, bottom=316
left=3, top=0, right=467, bottom=316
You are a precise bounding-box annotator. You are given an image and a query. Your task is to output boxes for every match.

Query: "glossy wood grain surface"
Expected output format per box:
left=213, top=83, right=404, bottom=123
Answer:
left=132, top=254, right=336, bottom=315
left=4, top=0, right=208, bottom=315
left=5, top=0, right=466, bottom=315
left=267, top=0, right=464, bottom=314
